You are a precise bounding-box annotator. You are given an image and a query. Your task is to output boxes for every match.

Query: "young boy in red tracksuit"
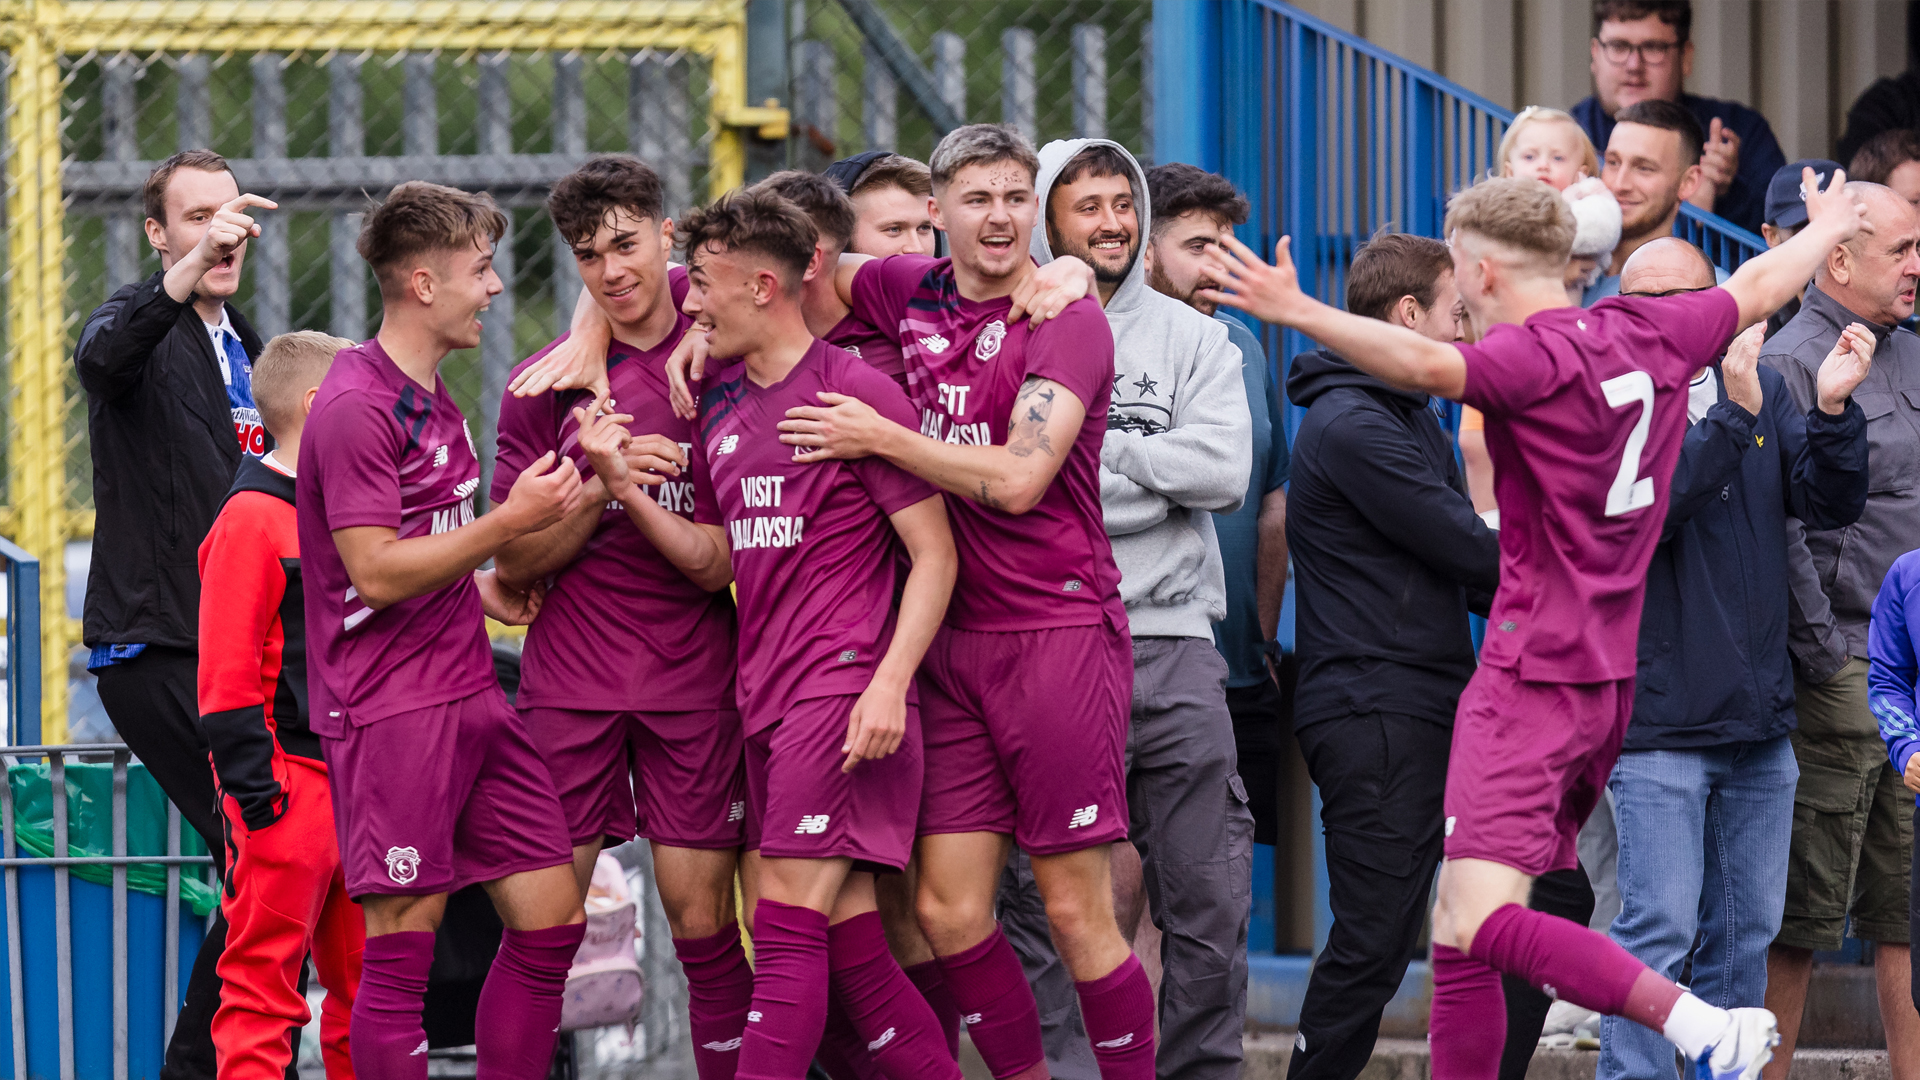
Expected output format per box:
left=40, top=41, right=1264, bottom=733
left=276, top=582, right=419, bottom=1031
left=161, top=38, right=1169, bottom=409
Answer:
left=199, top=330, right=363, bottom=1080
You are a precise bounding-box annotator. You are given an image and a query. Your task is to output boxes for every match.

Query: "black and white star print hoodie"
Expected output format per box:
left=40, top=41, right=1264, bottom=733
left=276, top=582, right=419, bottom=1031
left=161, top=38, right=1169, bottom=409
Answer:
left=1032, top=138, right=1252, bottom=639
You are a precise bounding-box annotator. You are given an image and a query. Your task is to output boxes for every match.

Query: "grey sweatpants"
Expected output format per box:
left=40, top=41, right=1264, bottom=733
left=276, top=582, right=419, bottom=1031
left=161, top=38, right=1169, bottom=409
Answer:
left=997, top=636, right=1254, bottom=1079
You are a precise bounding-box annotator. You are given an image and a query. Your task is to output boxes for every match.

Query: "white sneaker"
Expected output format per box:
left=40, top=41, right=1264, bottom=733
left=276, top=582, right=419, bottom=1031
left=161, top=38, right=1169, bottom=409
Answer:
left=1692, top=1008, right=1779, bottom=1080
left=1538, top=1000, right=1601, bottom=1051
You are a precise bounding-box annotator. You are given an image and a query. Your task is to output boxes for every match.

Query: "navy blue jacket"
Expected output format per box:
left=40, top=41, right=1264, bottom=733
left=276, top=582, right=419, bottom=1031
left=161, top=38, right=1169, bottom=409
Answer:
left=1626, top=362, right=1867, bottom=751
left=1572, top=93, right=1786, bottom=236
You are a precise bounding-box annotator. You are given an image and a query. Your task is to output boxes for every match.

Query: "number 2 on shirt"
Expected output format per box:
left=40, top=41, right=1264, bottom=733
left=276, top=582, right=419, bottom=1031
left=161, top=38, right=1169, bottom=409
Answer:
left=1600, top=371, right=1656, bottom=517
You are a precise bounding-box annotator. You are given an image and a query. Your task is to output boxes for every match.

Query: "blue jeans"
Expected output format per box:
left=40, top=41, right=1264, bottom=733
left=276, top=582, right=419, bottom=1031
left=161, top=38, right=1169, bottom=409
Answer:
left=1598, top=736, right=1798, bottom=1079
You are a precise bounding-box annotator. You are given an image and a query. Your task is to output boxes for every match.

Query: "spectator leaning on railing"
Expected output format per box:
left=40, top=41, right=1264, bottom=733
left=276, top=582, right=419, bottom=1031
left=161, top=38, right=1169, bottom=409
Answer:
left=1758, top=180, right=1920, bottom=1076
left=1570, top=0, right=1785, bottom=235
left=1601, top=237, right=1870, bottom=1080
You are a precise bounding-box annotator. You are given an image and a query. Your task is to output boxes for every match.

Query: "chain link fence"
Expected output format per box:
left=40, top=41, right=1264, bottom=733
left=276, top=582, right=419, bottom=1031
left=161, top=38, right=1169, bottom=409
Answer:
left=3, top=1, right=755, bottom=740
left=786, top=0, right=1155, bottom=172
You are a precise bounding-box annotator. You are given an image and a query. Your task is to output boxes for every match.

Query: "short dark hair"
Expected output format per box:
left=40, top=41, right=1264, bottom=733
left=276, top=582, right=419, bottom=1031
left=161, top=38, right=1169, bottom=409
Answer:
left=850, top=155, right=932, bottom=200
left=1145, top=163, right=1250, bottom=236
left=678, top=187, right=818, bottom=291
left=1850, top=129, right=1920, bottom=186
left=143, top=149, right=234, bottom=224
left=546, top=156, right=666, bottom=248
left=755, top=170, right=856, bottom=254
left=1614, top=98, right=1705, bottom=167
left=928, top=124, right=1040, bottom=192
left=1592, top=0, right=1690, bottom=44
left=357, top=182, right=509, bottom=299
left=1346, top=233, right=1454, bottom=322
left=1056, top=144, right=1134, bottom=192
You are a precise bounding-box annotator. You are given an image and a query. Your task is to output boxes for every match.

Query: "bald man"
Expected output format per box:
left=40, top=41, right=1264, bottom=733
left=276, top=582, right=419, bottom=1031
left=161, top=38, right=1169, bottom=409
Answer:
left=1758, top=182, right=1920, bottom=1078
left=1585, top=236, right=1873, bottom=1080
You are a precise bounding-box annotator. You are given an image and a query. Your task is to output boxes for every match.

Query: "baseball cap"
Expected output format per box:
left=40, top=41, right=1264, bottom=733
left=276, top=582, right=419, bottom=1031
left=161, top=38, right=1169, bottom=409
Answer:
left=1764, top=158, right=1843, bottom=230
left=824, top=151, right=892, bottom=194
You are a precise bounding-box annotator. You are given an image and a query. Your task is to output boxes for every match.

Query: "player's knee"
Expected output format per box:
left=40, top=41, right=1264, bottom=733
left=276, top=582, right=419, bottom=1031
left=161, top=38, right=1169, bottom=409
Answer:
left=915, top=887, right=993, bottom=950
left=1038, top=884, right=1115, bottom=949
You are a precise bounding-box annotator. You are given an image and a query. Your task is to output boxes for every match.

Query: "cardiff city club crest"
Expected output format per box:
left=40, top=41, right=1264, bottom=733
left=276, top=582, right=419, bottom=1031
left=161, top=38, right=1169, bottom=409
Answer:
left=385, top=845, right=421, bottom=885
left=975, top=320, right=1007, bottom=361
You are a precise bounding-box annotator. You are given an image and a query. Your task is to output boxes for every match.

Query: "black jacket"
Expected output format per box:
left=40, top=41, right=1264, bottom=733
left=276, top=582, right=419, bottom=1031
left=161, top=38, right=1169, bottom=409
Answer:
left=76, top=272, right=261, bottom=650
left=1285, top=349, right=1500, bottom=731
left=1627, top=363, right=1868, bottom=750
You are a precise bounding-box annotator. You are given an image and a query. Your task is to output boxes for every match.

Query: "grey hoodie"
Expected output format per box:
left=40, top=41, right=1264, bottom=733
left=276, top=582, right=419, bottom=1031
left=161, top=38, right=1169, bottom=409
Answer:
left=1032, top=139, right=1252, bottom=639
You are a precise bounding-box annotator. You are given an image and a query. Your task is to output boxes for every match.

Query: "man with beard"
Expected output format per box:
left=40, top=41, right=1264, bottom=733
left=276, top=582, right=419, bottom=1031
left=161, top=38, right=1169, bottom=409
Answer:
left=996, top=139, right=1254, bottom=1080
left=1589, top=99, right=1713, bottom=303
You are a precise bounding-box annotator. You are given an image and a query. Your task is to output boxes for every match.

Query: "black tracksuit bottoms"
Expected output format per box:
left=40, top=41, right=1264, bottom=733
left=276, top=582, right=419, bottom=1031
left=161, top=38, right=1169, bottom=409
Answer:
left=1287, top=712, right=1450, bottom=1080
left=96, top=645, right=228, bottom=1080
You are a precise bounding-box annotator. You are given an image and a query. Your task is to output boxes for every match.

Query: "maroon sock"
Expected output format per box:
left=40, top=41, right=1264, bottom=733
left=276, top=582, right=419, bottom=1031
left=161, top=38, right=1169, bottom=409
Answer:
left=902, top=960, right=961, bottom=1059
left=1469, top=902, right=1680, bottom=1028
left=1429, top=945, right=1504, bottom=1080
left=674, top=925, right=755, bottom=1080
left=813, top=996, right=887, bottom=1080
left=475, top=922, right=586, bottom=1080
left=738, top=900, right=831, bottom=1080
left=1074, top=954, right=1155, bottom=1080
left=349, top=931, right=436, bottom=1080
left=934, top=928, right=1045, bottom=1080
left=826, top=912, right=962, bottom=1080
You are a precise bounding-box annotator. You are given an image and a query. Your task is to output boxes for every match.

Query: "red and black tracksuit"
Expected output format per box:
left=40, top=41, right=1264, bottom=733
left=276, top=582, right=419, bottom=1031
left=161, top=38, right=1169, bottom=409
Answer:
left=198, top=455, right=363, bottom=1080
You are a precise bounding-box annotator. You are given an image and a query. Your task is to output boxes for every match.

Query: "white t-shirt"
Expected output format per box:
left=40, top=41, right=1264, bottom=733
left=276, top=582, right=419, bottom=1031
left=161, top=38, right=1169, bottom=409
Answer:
left=1687, top=367, right=1719, bottom=426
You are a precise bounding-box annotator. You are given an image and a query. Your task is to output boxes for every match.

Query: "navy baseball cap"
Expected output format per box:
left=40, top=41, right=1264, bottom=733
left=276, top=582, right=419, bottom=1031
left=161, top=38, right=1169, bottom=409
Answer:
left=1765, top=158, right=1843, bottom=230
left=824, top=151, right=892, bottom=194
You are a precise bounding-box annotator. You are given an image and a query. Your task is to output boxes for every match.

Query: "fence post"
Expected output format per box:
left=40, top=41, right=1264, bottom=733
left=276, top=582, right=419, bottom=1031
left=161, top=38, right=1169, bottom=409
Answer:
left=1072, top=25, right=1107, bottom=139
left=632, top=51, right=694, bottom=218
left=792, top=40, right=836, bottom=172
left=3, top=542, right=42, bottom=746
left=479, top=52, right=518, bottom=512
left=1000, top=29, right=1034, bottom=141
left=176, top=54, right=209, bottom=150
left=328, top=53, right=366, bottom=341
left=102, top=55, right=140, bottom=297
left=1405, top=80, right=1439, bottom=236
left=403, top=52, right=438, bottom=157
left=250, top=53, right=290, bottom=337
left=931, top=31, right=965, bottom=123
left=862, top=41, right=896, bottom=151
left=552, top=54, right=585, bottom=330
left=1151, top=0, right=1220, bottom=171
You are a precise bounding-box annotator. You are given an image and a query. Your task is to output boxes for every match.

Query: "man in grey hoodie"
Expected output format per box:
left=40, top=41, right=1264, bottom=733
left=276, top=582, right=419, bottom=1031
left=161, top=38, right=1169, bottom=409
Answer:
left=997, top=138, right=1255, bottom=1080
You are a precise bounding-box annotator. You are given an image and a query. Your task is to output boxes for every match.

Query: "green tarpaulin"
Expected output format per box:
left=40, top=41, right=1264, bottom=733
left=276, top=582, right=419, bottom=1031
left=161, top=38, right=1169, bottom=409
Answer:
left=7, top=761, right=218, bottom=916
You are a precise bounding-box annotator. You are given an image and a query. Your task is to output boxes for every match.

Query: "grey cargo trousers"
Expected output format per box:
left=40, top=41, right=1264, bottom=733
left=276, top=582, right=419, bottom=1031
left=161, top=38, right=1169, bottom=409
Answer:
left=997, top=636, right=1254, bottom=1079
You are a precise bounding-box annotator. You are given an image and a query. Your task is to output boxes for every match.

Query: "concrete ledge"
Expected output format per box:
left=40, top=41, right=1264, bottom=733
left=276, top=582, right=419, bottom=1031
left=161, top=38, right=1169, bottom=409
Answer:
left=1240, top=1033, right=1892, bottom=1080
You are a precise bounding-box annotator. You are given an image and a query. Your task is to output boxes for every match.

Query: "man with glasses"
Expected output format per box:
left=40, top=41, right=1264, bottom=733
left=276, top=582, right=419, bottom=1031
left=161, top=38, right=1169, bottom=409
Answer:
left=1759, top=181, right=1920, bottom=1078
left=1600, top=237, right=1870, bottom=1080
left=1571, top=0, right=1785, bottom=234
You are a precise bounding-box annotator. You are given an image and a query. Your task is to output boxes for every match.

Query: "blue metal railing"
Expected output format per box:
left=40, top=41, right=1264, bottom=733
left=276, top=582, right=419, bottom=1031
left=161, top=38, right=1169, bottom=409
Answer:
left=1225, top=0, right=1767, bottom=439
left=0, top=540, right=39, bottom=749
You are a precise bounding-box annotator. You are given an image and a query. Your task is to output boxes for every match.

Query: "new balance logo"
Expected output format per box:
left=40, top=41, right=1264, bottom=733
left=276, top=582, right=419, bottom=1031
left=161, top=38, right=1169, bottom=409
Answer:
left=410, top=1040, right=429, bottom=1056
left=838, top=649, right=859, bottom=662
left=796, top=814, right=830, bottom=834
left=867, top=1028, right=897, bottom=1051
left=1063, top=579, right=1084, bottom=592
left=728, top=801, right=746, bottom=823
left=747, top=1011, right=763, bottom=1023
left=701, top=1038, right=743, bottom=1052
left=1068, top=805, right=1099, bottom=829
left=433, top=445, right=449, bottom=467
left=1095, top=1034, right=1134, bottom=1049
left=919, top=333, right=951, bottom=354
left=717, top=435, right=739, bottom=455
left=963, top=1013, right=983, bottom=1025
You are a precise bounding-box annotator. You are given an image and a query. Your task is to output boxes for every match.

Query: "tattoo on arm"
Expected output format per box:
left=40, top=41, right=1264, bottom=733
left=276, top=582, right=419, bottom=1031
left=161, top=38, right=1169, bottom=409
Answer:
left=977, top=480, right=1003, bottom=510
left=1007, top=375, right=1058, bottom=459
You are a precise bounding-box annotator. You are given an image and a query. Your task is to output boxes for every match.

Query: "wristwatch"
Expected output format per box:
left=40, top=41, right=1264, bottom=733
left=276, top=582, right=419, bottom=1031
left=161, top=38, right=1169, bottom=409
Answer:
left=1262, top=639, right=1283, bottom=667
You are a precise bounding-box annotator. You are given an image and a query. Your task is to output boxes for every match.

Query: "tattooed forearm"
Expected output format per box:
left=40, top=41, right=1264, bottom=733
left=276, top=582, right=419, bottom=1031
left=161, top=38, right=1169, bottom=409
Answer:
left=1007, top=375, right=1058, bottom=459
left=977, top=480, right=1004, bottom=509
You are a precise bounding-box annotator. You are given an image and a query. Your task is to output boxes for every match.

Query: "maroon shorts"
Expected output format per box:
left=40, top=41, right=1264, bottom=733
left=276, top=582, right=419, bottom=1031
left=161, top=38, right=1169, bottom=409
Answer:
left=521, top=706, right=746, bottom=850
left=324, top=688, right=572, bottom=898
left=1442, top=665, right=1635, bottom=876
left=917, top=624, right=1131, bottom=856
left=743, top=693, right=922, bottom=871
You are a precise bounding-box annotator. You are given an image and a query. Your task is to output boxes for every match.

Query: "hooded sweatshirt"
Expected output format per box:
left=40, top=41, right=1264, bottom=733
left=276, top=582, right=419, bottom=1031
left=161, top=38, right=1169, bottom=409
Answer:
left=1031, top=138, right=1252, bottom=639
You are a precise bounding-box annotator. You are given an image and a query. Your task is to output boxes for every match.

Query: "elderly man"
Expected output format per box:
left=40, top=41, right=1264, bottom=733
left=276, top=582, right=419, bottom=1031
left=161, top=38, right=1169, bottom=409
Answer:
left=1571, top=0, right=1784, bottom=234
left=1759, top=182, right=1920, bottom=1078
left=1600, top=238, right=1871, bottom=1080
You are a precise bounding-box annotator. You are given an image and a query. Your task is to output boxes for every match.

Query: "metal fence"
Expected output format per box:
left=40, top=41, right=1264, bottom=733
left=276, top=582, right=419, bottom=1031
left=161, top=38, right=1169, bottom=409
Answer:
left=2, top=0, right=760, bottom=741
left=787, top=0, right=1154, bottom=171
left=1232, top=0, right=1768, bottom=438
